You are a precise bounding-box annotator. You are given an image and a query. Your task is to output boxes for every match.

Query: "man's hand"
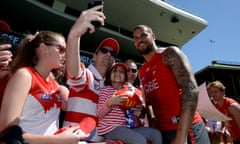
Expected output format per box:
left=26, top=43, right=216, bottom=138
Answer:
left=69, top=5, right=105, bottom=37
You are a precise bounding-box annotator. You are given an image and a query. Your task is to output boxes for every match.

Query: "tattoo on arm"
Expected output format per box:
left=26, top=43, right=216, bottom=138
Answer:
left=162, top=46, right=198, bottom=114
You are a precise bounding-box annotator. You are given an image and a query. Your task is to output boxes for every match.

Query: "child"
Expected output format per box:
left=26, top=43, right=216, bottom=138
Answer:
left=97, top=62, right=162, bottom=144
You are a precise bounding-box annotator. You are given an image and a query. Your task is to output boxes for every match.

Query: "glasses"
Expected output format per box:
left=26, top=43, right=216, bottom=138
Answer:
left=99, top=47, right=117, bottom=57
left=128, top=68, right=137, bottom=73
left=44, top=42, right=65, bottom=54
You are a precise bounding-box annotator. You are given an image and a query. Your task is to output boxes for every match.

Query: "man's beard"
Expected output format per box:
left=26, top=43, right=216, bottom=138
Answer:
left=138, top=45, right=153, bottom=55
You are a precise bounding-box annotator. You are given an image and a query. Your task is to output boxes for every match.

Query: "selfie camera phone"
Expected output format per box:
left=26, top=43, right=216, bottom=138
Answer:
left=87, top=0, right=104, bottom=28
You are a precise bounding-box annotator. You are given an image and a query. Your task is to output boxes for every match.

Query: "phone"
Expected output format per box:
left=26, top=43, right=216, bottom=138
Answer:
left=87, top=0, right=104, bottom=28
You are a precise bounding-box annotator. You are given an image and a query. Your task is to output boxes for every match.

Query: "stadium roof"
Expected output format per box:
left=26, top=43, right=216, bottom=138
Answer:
left=0, top=0, right=208, bottom=60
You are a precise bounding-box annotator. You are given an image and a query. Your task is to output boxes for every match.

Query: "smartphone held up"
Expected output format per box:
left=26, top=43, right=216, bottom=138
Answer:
left=87, top=0, right=104, bottom=28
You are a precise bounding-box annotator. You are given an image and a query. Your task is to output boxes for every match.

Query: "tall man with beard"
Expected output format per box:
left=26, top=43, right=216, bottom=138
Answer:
left=132, top=25, right=210, bottom=144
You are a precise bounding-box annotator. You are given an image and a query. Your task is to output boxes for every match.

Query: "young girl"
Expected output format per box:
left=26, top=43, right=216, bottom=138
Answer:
left=0, top=31, right=87, bottom=144
left=97, top=62, right=162, bottom=144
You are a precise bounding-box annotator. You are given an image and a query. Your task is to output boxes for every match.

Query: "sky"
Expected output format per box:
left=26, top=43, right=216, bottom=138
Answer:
left=167, top=0, right=240, bottom=72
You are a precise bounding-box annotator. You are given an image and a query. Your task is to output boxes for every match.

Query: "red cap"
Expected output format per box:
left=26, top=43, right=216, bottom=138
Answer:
left=96, top=38, right=120, bottom=55
left=112, top=62, right=128, bottom=72
left=0, top=20, right=10, bottom=32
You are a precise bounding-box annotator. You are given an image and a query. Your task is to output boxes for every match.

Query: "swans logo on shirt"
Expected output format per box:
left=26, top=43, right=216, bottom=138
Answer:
left=40, top=93, right=53, bottom=101
left=142, top=78, right=159, bottom=94
left=93, top=80, right=101, bottom=93
left=94, top=82, right=100, bottom=91
left=38, top=92, right=61, bottom=112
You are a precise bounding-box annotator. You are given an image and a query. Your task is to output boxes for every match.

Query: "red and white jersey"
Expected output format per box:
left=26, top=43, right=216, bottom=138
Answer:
left=97, top=86, right=126, bottom=135
left=64, top=64, right=105, bottom=126
left=214, top=97, right=240, bottom=141
left=139, top=48, right=202, bottom=131
left=19, top=67, right=61, bottom=135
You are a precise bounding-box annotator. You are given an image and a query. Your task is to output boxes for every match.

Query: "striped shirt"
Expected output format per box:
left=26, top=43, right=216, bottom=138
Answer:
left=64, top=63, right=105, bottom=125
left=97, top=86, right=126, bottom=135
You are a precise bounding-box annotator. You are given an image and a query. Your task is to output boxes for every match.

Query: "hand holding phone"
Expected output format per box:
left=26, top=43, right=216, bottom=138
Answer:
left=87, top=0, right=104, bottom=28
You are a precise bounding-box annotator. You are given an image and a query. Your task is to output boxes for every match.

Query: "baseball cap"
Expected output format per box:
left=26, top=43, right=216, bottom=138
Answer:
left=112, top=62, right=128, bottom=72
left=95, top=38, right=120, bottom=56
left=0, top=20, right=10, bottom=32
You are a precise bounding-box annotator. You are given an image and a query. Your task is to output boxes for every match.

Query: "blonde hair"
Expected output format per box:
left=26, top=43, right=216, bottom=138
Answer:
left=207, top=80, right=226, bottom=92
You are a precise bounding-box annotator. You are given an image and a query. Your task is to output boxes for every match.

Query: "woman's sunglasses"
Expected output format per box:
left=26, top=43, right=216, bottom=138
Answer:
left=44, top=42, right=65, bottom=54
left=128, top=68, right=137, bottom=73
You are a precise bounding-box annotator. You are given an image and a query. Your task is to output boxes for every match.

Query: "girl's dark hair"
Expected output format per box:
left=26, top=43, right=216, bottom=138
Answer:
left=104, top=64, right=128, bottom=86
left=10, top=31, right=64, bottom=74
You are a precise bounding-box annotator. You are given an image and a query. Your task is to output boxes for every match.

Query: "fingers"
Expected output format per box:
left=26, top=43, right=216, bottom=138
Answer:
left=70, top=5, right=105, bottom=36
left=55, top=126, right=89, bottom=142
left=109, top=95, right=128, bottom=106
left=90, top=5, right=105, bottom=24
left=89, top=5, right=103, bottom=11
left=119, top=96, right=128, bottom=102
left=0, top=46, right=13, bottom=69
left=67, top=126, right=89, bottom=140
left=67, top=125, right=80, bottom=133
left=117, top=95, right=128, bottom=106
left=131, top=105, right=142, bottom=110
left=0, top=50, right=13, bottom=59
left=0, top=44, right=11, bottom=51
left=135, top=104, right=143, bottom=108
left=82, top=7, right=105, bottom=33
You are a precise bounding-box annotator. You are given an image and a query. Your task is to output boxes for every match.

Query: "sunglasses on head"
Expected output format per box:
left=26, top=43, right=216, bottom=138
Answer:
left=128, top=68, right=137, bottom=73
left=99, top=47, right=117, bottom=57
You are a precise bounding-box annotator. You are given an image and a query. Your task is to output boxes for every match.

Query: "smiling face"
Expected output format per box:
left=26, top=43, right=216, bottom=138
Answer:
left=42, top=35, right=66, bottom=69
left=111, top=66, right=126, bottom=84
left=133, top=25, right=155, bottom=55
left=93, top=46, right=115, bottom=71
left=125, top=61, right=138, bottom=84
left=208, top=86, right=225, bottom=102
left=207, top=81, right=226, bottom=103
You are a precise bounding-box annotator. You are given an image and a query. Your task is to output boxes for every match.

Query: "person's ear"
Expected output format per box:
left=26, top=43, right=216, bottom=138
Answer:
left=39, top=43, right=48, bottom=56
left=152, top=33, right=156, bottom=41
